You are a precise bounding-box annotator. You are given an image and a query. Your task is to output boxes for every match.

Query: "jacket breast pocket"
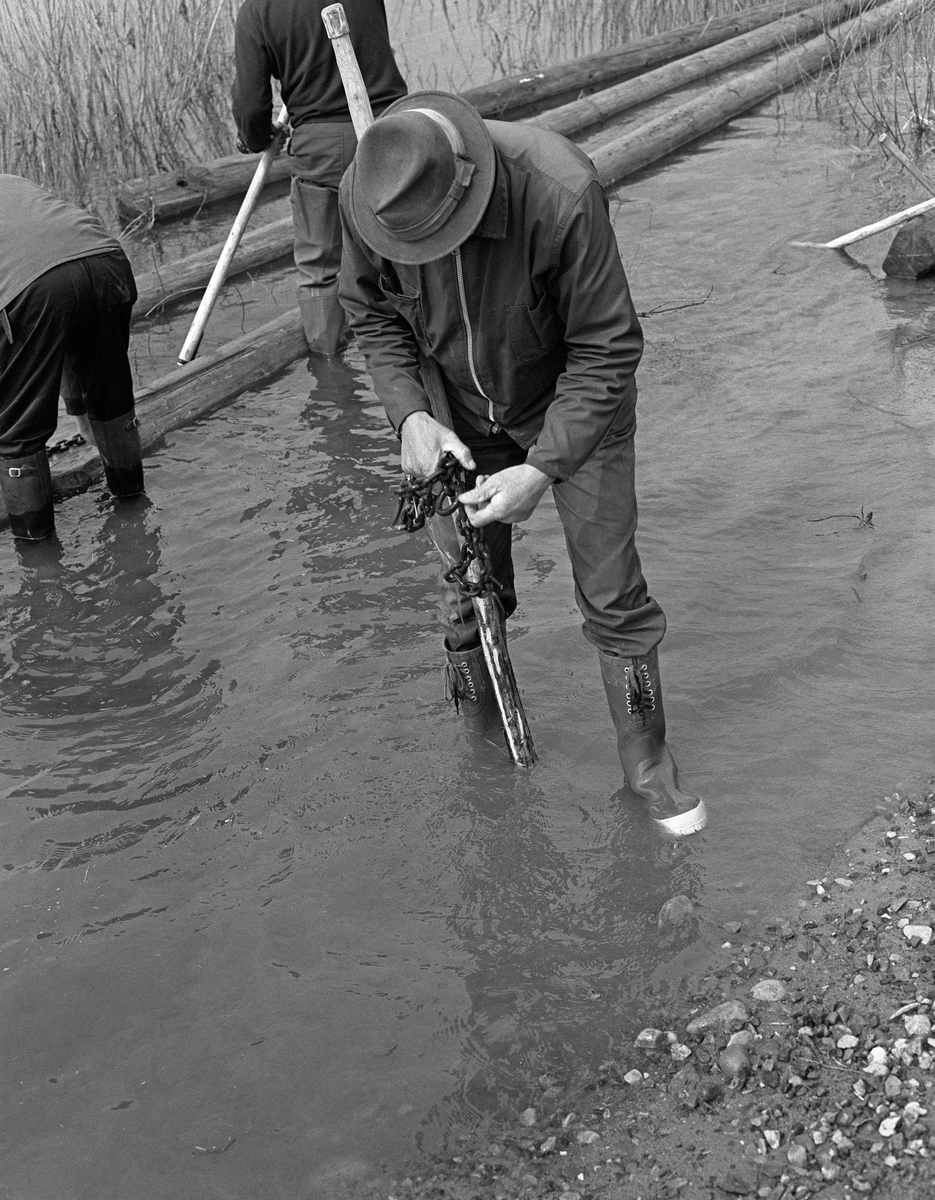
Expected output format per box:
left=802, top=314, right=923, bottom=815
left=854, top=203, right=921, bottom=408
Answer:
left=379, top=273, right=428, bottom=346
left=507, top=293, right=562, bottom=364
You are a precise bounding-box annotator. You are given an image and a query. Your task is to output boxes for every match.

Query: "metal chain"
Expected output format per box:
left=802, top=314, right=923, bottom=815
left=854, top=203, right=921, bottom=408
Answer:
left=393, top=452, right=499, bottom=599
left=47, top=433, right=86, bottom=456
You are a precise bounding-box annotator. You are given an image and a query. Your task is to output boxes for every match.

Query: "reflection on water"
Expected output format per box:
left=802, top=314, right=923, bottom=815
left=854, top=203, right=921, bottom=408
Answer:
left=1, top=500, right=224, bottom=874
left=3, top=105, right=935, bottom=1200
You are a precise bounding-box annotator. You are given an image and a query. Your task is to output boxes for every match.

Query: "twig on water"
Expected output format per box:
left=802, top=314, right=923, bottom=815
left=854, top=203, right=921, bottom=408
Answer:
left=637, top=287, right=714, bottom=317
left=807, top=506, right=874, bottom=532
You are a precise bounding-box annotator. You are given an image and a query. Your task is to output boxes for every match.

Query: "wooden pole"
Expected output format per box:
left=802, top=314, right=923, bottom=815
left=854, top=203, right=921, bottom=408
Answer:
left=177, top=102, right=289, bottom=365
left=322, top=1, right=536, bottom=767
left=419, top=359, right=537, bottom=768
left=790, top=193, right=935, bottom=249
left=320, top=5, right=374, bottom=139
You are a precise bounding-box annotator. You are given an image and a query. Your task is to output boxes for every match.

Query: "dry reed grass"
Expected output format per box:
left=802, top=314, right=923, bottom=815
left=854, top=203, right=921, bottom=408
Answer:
left=820, top=5, right=935, bottom=173
left=0, top=0, right=239, bottom=220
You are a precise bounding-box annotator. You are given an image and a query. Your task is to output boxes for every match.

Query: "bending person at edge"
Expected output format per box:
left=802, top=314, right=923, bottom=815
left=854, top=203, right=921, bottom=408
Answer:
left=0, top=174, right=144, bottom=542
left=337, top=92, right=707, bottom=839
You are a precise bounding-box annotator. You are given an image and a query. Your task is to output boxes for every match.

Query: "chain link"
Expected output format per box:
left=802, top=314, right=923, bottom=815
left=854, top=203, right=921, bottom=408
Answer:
left=47, top=434, right=87, bottom=456
left=393, top=452, right=499, bottom=599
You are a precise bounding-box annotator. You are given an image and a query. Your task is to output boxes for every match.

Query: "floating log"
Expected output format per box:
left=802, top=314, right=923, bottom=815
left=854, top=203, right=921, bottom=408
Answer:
left=118, top=0, right=815, bottom=224
left=132, top=217, right=293, bottom=320
left=882, top=214, right=935, bottom=278
left=590, top=0, right=925, bottom=189
left=1, top=308, right=307, bottom=522
left=117, top=154, right=292, bottom=225
left=528, top=0, right=877, bottom=138
left=461, top=0, right=816, bottom=118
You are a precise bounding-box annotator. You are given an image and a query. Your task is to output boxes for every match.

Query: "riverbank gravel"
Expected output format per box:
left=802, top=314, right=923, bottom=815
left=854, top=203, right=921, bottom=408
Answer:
left=362, top=781, right=935, bottom=1199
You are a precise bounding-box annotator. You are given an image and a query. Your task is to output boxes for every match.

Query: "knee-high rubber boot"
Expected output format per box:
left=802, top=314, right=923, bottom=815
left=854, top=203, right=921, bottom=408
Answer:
left=0, top=450, right=55, bottom=540
left=298, top=288, right=348, bottom=358
left=445, top=643, right=503, bottom=737
left=599, top=646, right=707, bottom=838
left=89, top=414, right=144, bottom=497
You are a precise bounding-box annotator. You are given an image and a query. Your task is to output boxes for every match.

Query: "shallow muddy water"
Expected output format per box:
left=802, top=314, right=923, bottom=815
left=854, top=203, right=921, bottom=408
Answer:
left=3, top=101, right=935, bottom=1200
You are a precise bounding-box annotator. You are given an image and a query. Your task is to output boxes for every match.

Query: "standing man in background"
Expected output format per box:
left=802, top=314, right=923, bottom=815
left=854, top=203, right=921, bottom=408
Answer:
left=0, top=174, right=144, bottom=542
left=231, top=0, right=407, bottom=358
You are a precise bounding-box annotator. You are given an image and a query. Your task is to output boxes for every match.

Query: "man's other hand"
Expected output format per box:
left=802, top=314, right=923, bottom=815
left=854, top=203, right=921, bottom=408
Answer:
left=400, top=411, right=475, bottom=478
left=235, top=129, right=277, bottom=154
left=459, top=464, right=552, bottom=527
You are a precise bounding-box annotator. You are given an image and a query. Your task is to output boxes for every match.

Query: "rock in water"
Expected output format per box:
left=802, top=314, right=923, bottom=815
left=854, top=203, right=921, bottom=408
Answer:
left=882, top=214, right=935, bottom=278
left=657, top=894, right=694, bottom=930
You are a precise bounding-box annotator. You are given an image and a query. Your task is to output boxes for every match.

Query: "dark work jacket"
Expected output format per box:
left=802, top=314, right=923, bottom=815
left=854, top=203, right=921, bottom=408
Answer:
left=231, top=0, right=407, bottom=151
left=338, top=122, right=644, bottom=482
left=0, top=173, right=126, bottom=347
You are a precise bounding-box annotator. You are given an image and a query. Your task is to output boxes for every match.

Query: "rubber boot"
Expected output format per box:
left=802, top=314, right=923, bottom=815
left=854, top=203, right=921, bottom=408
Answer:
left=298, top=288, right=348, bottom=358
left=89, top=414, right=144, bottom=497
left=445, top=642, right=503, bottom=737
left=0, top=450, right=55, bottom=540
left=599, top=646, right=707, bottom=838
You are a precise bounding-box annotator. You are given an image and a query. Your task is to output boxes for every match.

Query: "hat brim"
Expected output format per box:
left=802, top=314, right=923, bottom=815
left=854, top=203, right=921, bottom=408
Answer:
left=348, top=91, right=496, bottom=266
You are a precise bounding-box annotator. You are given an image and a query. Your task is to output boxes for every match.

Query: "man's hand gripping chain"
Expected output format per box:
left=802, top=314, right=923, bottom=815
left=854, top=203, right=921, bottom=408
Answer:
left=392, top=453, right=500, bottom=600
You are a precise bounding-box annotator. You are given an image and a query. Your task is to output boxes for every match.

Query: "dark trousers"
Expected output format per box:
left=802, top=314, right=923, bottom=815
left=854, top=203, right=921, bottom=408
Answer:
left=289, top=121, right=358, bottom=296
left=0, top=251, right=137, bottom=459
left=437, top=404, right=666, bottom=657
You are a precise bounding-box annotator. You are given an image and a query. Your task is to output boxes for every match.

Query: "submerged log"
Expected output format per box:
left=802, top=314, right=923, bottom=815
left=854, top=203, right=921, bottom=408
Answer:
left=590, top=0, right=925, bottom=189
left=882, top=215, right=935, bottom=277
left=118, top=0, right=814, bottom=224
left=528, top=0, right=876, bottom=138
left=7, top=309, right=307, bottom=514
left=132, top=217, right=293, bottom=320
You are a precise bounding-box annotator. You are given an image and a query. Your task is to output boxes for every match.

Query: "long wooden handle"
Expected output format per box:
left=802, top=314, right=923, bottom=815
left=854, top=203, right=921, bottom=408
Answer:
left=323, top=3, right=536, bottom=767
left=420, top=359, right=537, bottom=767
left=322, top=4, right=374, bottom=140
left=792, top=192, right=935, bottom=250
left=177, top=102, right=288, bottom=365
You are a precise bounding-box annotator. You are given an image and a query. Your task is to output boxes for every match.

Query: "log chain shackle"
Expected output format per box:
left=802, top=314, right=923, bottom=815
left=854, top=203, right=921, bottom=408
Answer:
left=392, top=452, right=498, bottom=599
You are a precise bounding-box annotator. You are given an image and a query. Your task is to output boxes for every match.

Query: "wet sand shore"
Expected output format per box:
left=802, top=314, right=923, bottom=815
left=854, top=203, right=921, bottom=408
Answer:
left=360, top=778, right=935, bottom=1200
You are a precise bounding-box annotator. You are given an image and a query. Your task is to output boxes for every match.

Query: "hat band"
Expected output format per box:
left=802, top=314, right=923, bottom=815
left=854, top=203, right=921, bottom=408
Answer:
left=381, top=155, right=476, bottom=243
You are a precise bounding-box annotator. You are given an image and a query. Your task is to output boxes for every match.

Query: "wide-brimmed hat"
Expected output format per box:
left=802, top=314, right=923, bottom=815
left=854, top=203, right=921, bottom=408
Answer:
left=348, top=91, right=496, bottom=265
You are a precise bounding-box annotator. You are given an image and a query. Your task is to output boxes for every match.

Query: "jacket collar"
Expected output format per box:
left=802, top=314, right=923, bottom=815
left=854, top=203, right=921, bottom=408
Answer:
left=472, top=151, right=507, bottom=241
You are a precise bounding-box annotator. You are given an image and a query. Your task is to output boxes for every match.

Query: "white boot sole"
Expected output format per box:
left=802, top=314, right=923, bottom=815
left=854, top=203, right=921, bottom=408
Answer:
left=653, top=798, right=708, bottom=839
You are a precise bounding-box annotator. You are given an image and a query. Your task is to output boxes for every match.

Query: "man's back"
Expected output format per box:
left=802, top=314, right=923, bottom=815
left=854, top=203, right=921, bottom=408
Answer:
left=232, top=0, right=406, bottom=150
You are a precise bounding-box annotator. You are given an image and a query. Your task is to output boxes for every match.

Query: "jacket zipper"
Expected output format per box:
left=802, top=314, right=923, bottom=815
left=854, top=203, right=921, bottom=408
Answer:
left=453, top=247, right=498, bottom=430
